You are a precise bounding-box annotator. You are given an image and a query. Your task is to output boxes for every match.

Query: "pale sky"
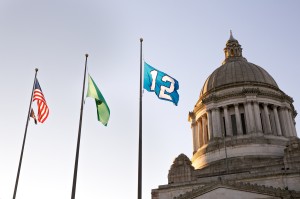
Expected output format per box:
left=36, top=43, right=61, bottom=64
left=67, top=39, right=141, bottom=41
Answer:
left=0, top=1, right=300, bottom=199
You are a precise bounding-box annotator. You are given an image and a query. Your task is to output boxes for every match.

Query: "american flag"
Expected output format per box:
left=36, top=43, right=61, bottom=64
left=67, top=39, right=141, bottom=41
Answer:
left=33, top=79, right=49, bottom=123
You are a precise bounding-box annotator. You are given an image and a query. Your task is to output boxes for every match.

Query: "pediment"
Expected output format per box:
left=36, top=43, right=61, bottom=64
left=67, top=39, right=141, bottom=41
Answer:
left=193, top=187, right=280, bottom=199
left=173, top=180, right=300, bottom=199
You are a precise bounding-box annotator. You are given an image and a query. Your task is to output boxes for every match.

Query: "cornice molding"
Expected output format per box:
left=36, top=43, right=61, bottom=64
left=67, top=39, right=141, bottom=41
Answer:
left=200, top=82, right=282, bottom=100
left=198, top=87, right=293, bottom=107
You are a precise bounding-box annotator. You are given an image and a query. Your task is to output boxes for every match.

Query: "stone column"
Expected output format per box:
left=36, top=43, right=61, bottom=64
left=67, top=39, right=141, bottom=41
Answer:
left=246, top=101, right=255, bottom=133
left=195, top=122, right=200, bottom=150
left=202, top=116, right=208, bottom=145
left=191, top=121, right=198, bottom=153
left=215, top=108, right=222, bottom=137
left=223, top=105, right=232, bottom=136
left=212, top=108, right=221, bottom=137
left=234, top=104, right=243, bottom=135
left=269, top=109, right=277, bottom=136
left=207, top=109, right=213, bottom=140
left=288, top=109, right=297, bottom=137
left=273, top=105, right=282, bottom=136
left=263, top=103, right=272, bottom=134
left=291, top=115, right=297, bottom=137
left=253, top=101, right=263, bottom=134
left=211, top=108, right=217, bottom=138
left=243, top=102, right=250, bottom=134
left=284, top=108, right=293, bottom=137
left=198, top=118, right=203, bottom=147
left=278, top=107, right=288, bottom=137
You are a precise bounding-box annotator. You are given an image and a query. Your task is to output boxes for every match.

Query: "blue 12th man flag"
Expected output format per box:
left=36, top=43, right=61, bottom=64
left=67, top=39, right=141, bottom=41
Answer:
left=143, top=62, right=179, bottom=105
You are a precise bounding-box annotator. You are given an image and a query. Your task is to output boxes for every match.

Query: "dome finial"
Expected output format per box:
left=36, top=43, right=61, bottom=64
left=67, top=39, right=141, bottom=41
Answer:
left=229, top=30, right=235, bottom=40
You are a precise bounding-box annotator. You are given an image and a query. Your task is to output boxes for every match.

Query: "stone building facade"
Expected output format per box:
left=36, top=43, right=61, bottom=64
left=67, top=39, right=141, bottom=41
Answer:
left=152, top=33, right=300, bottom=199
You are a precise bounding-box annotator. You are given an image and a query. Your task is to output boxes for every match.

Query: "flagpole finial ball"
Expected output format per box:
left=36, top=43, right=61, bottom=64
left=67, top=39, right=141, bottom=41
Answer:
left=35, top=68, right=38, bottom=72
left=85, top=54, right=89, bottom=57
left=140, top=38, right=143, bottom=42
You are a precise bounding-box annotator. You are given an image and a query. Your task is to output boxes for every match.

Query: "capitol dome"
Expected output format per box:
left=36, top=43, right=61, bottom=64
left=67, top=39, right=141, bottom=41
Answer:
left=200, top=60, right=279, bottom=96
left=188, top=32, right=298, bottom=170
left=200, top=32, right=278, bottom=97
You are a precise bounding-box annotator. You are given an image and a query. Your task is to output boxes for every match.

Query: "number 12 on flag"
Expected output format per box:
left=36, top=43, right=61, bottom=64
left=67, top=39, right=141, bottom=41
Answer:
left=143, top=62, right=179, bottom=105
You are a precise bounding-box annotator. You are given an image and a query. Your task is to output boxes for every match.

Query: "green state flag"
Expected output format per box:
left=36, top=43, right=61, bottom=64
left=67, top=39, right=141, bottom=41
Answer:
left=86, top=74, right=110, bottom=126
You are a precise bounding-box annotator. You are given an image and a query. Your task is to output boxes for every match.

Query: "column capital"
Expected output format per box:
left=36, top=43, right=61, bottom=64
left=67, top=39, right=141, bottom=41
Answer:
left=262, top=102, right=269, bottom=107
left=188, top=112, right=195, bottom=123
left=279, top=106, right=290, bottom=111
left=278, top=106, right=284, bottom=111
left=189, top=111, right=195, bottom=118
left=234, top=103, right=239, bottom=107
left=253, top=100, right=260, bottom=105
left=223, top=105, right=229, bottom=109
left=245, top=99, right=254, bottom=103
left=197, top=116, right=202, bottom=122
left=211, top=107, right=219, bottom=111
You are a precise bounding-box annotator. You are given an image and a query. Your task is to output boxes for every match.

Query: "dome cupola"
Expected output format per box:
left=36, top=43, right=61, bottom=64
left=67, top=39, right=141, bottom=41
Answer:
left=223, top=30, right=246, bottom=64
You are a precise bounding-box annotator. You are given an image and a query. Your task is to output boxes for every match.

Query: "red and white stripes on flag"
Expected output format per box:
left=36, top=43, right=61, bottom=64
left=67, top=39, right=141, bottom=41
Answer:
left=33, top=79, right=49, bottom=123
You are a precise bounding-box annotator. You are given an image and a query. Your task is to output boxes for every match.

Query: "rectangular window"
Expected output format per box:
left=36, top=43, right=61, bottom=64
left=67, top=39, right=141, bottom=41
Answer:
left=260, top=113, right=265, bottom=134
left=223, top=117, right=227, bottom=137
left=241, top=113, right=247, bottom=135
left=270, top=113, right=276, bottom=135
left=231, top=115, right=237, bottom=136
